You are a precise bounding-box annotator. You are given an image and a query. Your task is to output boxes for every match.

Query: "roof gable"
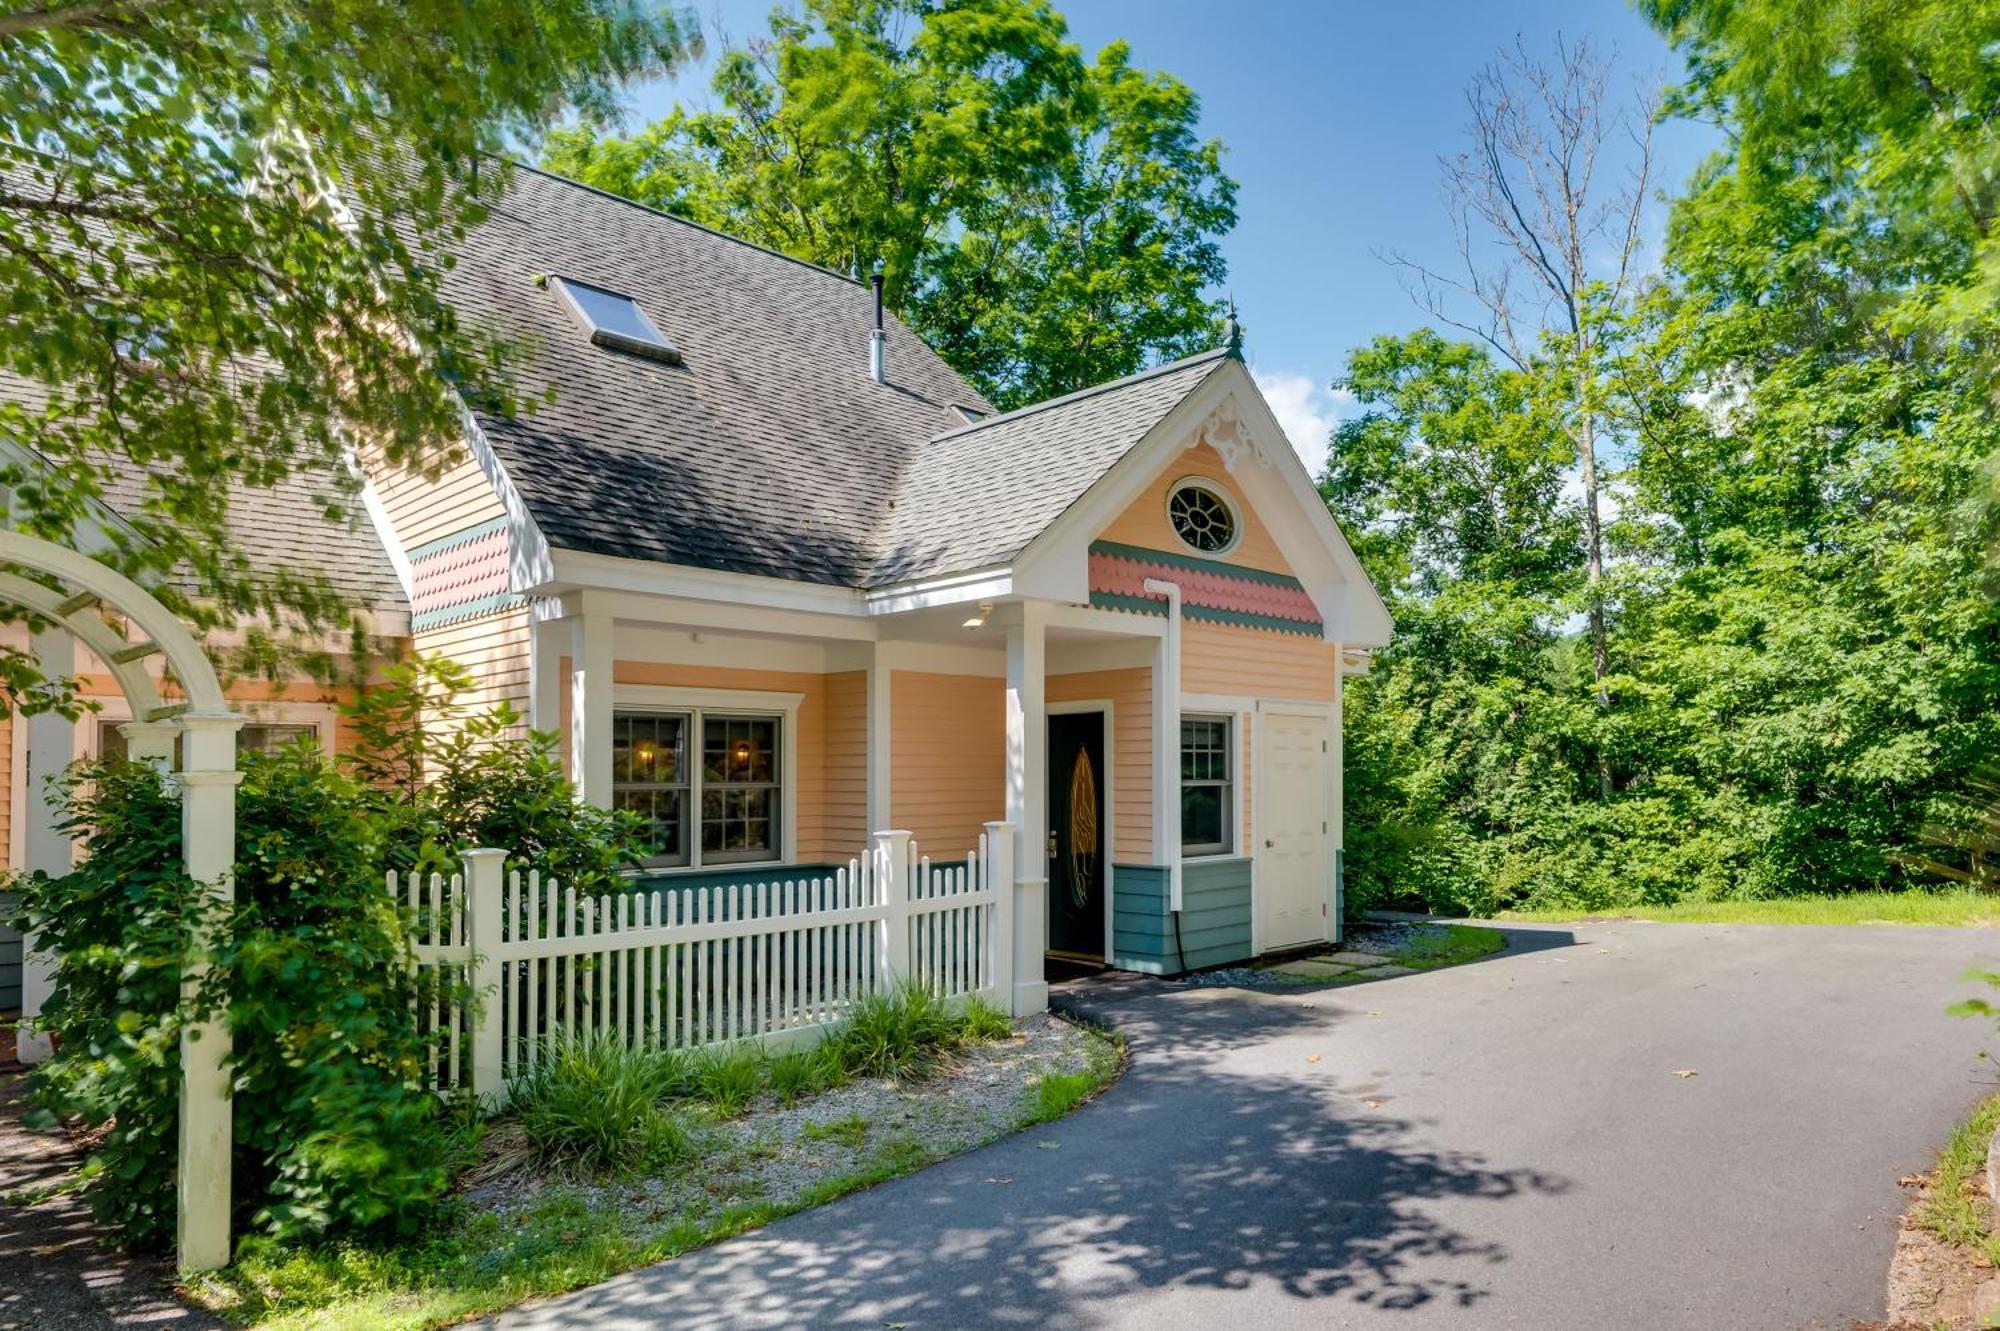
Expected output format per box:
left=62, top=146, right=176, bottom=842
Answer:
left=866, top=351, right=1231, bottom=587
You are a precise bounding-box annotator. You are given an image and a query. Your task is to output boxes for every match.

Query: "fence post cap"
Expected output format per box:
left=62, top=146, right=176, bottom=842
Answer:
left=462, top=847, right=508, bottom=863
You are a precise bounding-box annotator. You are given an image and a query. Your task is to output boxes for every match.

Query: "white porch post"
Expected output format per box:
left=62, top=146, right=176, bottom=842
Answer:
left=569, top=611, right=613, bottom=806
left=175, top=709, right=242, bottom=1273
left=1004, top=603, right=1049, bottom=1015
left=866, top=647, right=892, bottom=833
left=1143, top=580, right=1184, bottom=912
left=529, top=610, right=565, bottom=738
left=18, top=625, right=75, bottom=1065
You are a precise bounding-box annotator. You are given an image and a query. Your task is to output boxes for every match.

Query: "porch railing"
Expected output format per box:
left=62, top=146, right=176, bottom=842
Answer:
left=400, top=825, right=1016, bottom=1105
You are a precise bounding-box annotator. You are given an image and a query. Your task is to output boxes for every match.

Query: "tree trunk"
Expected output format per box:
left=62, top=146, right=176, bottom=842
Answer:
left=1577, top=374, right=1613, bottom=801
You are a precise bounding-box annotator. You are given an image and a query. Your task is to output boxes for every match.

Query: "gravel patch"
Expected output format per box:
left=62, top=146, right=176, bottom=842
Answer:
left=468, top=1013, right=1117, bottom=1237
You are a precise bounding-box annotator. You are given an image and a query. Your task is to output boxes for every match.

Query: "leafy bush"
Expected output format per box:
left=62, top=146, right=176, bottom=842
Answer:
left=507, top=1032, right=678, bottom=1173
left=826, top=986, right=966, bottom=1083
left=16, top=748, right=461, bottom=1248
left=341, top=654, right=651, bottom=891
left=16, top=652, right=655, bottom=1253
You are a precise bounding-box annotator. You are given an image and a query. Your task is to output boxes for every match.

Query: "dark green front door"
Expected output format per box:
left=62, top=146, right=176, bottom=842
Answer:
left=1047, top=711, right=1106, bottom=961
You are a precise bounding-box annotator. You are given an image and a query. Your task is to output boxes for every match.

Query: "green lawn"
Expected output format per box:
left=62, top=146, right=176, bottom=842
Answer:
left=1499, top=890, right=2000, bottom=928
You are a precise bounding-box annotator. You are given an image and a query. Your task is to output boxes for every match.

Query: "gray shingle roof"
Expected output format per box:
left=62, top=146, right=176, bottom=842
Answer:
left=445, top=166, right=995, bottom=587
left=0, top=370, right=407, bottom=613
left=868, top=351, right=1231, bottom=585
left=445, top=165, right=1229, bottom=590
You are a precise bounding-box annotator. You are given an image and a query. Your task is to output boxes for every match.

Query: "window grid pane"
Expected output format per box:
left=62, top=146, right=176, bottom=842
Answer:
left=1180, top=714, right=1232, bottom=855
left=613, top=713, right=691, bottom=865
left=699, top=715, right=781, bottom=864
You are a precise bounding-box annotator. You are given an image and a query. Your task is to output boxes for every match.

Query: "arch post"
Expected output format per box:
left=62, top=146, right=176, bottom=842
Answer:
left=0, top=530, right=241, bottom=1273
left=174, top=711, right=243, bottom=1273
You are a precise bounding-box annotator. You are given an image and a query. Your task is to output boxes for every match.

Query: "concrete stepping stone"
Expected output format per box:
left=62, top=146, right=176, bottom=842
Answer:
left=1348, top=963, right=1417, bottom=978
left=1268, top=959, right=1356, bottom=979
left=1326, top=951, right=1392, bottom=967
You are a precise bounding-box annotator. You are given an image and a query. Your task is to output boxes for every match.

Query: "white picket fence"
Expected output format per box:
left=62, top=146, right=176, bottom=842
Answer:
left=400, top=824, right=1017, bottom=1105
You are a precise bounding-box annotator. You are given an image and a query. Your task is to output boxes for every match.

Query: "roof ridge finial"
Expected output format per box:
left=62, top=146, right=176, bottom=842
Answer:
left=1224, top=294, right=1243, bottom=360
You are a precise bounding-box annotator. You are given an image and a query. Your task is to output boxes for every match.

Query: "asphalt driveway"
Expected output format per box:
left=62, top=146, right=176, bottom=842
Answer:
left=492, top=920, right=2000, bottom=1330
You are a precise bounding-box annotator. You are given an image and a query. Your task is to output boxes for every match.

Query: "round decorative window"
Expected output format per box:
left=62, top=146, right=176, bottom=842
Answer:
left=1167, top=480, right=1238, bottom=554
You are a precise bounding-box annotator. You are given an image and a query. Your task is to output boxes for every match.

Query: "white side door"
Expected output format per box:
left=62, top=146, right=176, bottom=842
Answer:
left=1255, top=709, right=1330, bottom=951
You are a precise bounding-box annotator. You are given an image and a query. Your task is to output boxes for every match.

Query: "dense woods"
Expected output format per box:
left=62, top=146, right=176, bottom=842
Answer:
left=1334, top=0, right=2000, bottom=913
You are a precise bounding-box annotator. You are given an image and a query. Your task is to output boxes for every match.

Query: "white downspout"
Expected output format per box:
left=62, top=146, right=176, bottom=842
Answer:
left=1144, top=578, right=1183, bottom=912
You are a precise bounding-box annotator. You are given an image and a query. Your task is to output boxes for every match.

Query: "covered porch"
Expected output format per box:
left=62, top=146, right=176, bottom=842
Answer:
left=525, top=578, right=1349, bottom=995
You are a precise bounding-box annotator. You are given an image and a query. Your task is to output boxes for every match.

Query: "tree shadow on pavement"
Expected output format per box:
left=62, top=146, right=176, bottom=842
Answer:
left=495, top=974, right=1572, bottom=1330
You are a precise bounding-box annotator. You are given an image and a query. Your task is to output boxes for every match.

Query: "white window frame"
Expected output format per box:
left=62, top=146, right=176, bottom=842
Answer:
left=1179, top=710, right=1235, bottom=858
left=79, top=697, right=338, bottom=763
left=1166, top=476, right=1244, bottom=558
left=611, top=685, right=803, bottom=873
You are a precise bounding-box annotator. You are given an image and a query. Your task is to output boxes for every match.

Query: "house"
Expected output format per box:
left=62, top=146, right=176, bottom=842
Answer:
left=3, top=162, right=1390, bottom=1021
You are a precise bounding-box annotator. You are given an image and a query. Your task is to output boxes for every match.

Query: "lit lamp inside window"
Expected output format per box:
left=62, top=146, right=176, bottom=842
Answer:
left=635, top=739, right=656, bottom=773
left=732, top=738, right=752, bottom=773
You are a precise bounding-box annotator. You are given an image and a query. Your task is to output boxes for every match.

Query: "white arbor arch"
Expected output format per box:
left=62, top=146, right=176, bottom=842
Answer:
left=5, top=530, right=241, bottom=1272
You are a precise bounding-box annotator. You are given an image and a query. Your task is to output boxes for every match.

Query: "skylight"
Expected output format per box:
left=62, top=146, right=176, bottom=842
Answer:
left=548, top=275, right=681, bottom=364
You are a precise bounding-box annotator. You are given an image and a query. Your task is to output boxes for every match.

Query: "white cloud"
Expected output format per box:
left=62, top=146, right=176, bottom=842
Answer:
left=1250, top=368, right=1356, bottom=475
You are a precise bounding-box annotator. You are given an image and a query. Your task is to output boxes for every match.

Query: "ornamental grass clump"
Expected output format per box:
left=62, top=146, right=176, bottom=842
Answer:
left=826, top=985, right=967, bottom=1083
left=507, top=1032, right=682, bottom=1174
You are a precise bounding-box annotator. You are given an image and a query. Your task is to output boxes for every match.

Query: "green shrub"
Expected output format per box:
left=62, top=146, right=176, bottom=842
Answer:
left=507, top=1031, right=676, bottom=1173
left=826, top=986, right=965, bottom=1083
left=340, top=655, right=652, bottom=892
left=14, top=655, right=659, bottom=1254
left=691, top=1045, right=763, bottom=1116
left=16, top=750, right=461, bottom=1248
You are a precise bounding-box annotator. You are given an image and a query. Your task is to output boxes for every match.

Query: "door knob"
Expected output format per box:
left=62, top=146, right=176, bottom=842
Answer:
left=1265, top=838, right=1274, bottom=848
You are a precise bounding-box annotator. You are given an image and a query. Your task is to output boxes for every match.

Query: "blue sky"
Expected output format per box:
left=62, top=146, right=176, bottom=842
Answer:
left=618, top=1, right=1717, bottom=467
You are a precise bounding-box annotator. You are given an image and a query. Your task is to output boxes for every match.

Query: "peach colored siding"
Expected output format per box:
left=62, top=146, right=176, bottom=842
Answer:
left=889, top=671, right=1004, bottom=859
left=364, top=444, right=504, bottom=551
left=1047, top=667, right=1154, bottom=864
left=1181, top=620, right=1336, bottom=702
left=1097, top=442, right=1295, bottom=578
left=821, top=671, right=868, bottom=852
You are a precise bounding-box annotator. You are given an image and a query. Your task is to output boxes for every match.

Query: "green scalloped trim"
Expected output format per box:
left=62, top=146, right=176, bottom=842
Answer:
left=1089, top=539, right=1309, bottom=592
left=411, top=591, right=527, bottom=631
left=407, top=515, right=509, bottom=563
left=1088, top=591, right=1321, bottom=637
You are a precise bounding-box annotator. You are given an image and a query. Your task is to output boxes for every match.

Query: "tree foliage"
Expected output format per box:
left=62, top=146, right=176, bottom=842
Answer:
left=540, top=0, right=1235, bottom=408
left=0, top=0, right=696, bottom=709
left=1336, top=11, right=2000, bottom=915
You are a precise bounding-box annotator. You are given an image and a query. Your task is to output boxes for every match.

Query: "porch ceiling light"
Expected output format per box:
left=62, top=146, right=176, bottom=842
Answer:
left=962, top=600, right=993, bottom=630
